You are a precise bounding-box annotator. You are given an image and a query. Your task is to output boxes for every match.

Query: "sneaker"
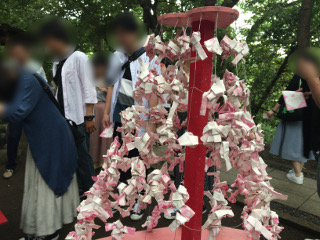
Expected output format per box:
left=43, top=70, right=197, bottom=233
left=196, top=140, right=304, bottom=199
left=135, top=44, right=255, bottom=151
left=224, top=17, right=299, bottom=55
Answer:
left=130, top=200, right=145, bottom=221
left=164, top=208, right=178, bottom=220
left=286, top=172, right=303, bottom=184
left=3, top=169, right=13, bottom=179
left=288, top=169, right=304, bottom=177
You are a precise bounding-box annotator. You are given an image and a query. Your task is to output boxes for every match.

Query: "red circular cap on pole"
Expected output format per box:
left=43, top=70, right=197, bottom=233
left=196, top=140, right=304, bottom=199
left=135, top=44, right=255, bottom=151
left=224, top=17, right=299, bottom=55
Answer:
left=158, top=6, right=239, bottom=28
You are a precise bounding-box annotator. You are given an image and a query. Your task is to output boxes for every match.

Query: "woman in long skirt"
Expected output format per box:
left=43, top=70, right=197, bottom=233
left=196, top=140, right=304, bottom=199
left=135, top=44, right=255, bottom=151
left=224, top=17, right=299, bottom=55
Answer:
left=0, top=68, right=79, bottom=240
left=268, top=75, right=314, bottom=185
left=89, top=53, right=113, bottom=168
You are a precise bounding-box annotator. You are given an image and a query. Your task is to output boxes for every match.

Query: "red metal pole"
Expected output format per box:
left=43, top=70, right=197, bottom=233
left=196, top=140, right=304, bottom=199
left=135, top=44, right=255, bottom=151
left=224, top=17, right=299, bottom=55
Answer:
left=181, top=20, right=215, bottom=240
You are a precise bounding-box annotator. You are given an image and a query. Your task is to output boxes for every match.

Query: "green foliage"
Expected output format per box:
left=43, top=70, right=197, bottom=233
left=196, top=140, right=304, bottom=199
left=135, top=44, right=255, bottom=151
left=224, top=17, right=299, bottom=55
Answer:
left=240, top=0, right=320, bottom=120
left=1, top=0, right=319, bottom=120
left=261, top=121, right=277, bottom=145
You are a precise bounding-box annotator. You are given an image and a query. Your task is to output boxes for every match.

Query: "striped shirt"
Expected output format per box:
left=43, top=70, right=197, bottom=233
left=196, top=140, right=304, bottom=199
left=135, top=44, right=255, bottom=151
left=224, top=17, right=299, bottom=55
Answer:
left=113, top=64, right=134, bottom=123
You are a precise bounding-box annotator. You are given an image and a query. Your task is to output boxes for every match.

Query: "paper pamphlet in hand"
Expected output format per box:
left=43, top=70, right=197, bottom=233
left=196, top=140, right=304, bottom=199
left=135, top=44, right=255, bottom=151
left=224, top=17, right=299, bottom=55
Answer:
left=282, top=90, right=307, bottom=111
left=263, top=113, right=273, bottom=119
left=100, top=124, right=114, bottom=138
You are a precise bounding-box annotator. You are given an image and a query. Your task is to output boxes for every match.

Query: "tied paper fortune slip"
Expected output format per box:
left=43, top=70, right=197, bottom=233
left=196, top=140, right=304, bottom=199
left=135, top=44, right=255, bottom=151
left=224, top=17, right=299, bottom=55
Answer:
left=100, top=124, right=114, bottom=138
left=282, top=90, right=307, bottom=111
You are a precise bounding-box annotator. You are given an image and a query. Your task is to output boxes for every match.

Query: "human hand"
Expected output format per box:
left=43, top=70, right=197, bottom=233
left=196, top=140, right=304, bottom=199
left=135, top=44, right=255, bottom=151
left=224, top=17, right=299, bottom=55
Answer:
left=267, top=110, right=275, bottom=118
left=297, top=88, right=312, bottom=100
left=103, top=114, right=111, bottom=128
left=303, top=91, right=312, bottom=100
left=98, top=87, right=108, bottom=93
left=85, top=120, right=96, bottom=134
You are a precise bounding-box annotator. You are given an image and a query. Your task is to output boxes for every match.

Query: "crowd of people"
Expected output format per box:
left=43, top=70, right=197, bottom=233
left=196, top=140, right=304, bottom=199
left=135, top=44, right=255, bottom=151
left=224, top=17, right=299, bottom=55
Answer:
left=0, top=11, right=320, bottom=240
left=0, top=14, right=161, bottom=240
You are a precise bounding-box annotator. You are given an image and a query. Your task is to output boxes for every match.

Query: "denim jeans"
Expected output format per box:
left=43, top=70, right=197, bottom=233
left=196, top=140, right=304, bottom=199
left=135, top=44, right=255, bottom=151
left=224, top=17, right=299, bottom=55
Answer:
left=6, top=122, right=23, bottom=170
left=76, top=123, right=95, bottom=194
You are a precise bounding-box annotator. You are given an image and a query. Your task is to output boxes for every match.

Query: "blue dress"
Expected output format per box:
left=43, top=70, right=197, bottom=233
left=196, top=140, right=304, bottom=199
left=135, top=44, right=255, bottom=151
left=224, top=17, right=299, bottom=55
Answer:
left=3, top=70, right=78, bottom=196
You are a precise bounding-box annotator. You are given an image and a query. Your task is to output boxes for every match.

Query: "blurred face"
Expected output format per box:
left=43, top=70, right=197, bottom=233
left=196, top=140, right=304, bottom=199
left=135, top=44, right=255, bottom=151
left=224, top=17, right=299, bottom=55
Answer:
left=94, top=64, right=107, bottom=80
left=114, top=28, right=139, bottom=53
left=8, top=45, right=30, bottom=65
left=44, top=37, right=68, bottom=57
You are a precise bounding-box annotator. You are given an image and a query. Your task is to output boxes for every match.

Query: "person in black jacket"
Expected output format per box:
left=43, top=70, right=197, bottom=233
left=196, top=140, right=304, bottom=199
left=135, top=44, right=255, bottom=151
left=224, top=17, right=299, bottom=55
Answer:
left=268, top=75, right=314, bottom=185
left=296, top=54, right=320, bottom=197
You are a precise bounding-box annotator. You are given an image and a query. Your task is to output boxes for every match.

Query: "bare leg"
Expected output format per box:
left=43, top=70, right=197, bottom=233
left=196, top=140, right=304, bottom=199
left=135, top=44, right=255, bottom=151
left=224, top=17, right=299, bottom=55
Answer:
left=300, top=162, right=304, bottom=174
left=292, top=161, right=302, bottom=177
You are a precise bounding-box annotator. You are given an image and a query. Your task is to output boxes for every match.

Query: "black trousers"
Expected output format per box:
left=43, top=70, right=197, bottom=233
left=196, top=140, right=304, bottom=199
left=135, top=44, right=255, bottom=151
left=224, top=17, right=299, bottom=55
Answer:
left=113, top=122, right=140, bottom=183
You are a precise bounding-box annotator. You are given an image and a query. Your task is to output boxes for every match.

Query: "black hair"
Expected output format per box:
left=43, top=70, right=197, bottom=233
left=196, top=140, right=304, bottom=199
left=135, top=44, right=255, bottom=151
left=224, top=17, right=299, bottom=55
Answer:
left=39, top=17, right=73, bottom=44
left=91, top=52, right=109, bottom=67
left=7, top=32, right=34, bottom=50
left=112, top=13, right=139, bottom=33
left=0, top=63, right=19, bottom=102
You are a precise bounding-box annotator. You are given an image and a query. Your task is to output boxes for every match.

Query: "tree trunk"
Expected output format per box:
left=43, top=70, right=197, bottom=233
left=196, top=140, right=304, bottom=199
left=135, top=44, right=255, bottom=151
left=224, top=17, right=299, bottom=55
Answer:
left=203, top=0, right=239, bottom=7
left=140, top=0, right=158, bottom=33
left=221, top=0, right=240, bottom=7
left=204, top=0, right=217, bottom=5
left=297, top=0, right=315, bottom=48
left=99, top=38, right=105, bottom=52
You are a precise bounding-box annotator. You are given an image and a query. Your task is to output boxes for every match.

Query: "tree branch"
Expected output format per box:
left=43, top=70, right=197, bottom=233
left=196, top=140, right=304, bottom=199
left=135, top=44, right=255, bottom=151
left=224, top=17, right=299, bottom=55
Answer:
left=252, top=45, right=296, bottom=114
left=221, top=0, right=240, bottom=8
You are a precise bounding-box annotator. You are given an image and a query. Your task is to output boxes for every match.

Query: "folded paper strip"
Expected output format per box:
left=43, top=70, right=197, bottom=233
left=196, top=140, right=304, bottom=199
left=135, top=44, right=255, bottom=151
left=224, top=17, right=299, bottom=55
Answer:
left=67, top=31, right=286, bottom=240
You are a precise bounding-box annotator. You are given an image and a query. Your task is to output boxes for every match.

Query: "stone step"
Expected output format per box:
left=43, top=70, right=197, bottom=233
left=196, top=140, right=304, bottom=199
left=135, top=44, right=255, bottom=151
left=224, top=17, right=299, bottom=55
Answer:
left=219, top=166, right=320, bottom=233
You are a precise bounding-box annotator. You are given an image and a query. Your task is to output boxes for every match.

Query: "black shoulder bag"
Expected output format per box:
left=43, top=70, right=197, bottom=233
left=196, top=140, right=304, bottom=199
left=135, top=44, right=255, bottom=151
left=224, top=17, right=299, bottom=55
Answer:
left=33, top=74, right=85, bottom=146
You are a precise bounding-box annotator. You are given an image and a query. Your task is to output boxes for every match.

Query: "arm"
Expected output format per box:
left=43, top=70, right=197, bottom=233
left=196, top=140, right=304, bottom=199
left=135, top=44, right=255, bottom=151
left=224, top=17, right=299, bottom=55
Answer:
left=103, top=86, right=114, bottom=128
left=297, top=58, right=320, bottom=108
left=304, top=76, right=320, bottom=108
left=267, top=103, right=281, bottom=118
left=2, top=75, right=41, bottom=122
left=148, top=94, right=158, bottom=133
left=85, top=103, right=96, bottom=134
left=78, top=53, right=98, bottom=133
left=148, top=57, right=161, bottom=133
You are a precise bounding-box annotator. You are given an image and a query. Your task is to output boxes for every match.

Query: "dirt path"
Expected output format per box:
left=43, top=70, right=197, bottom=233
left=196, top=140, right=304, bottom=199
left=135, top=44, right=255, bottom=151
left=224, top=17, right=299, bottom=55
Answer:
left=0, top=148, right=319, bottom=240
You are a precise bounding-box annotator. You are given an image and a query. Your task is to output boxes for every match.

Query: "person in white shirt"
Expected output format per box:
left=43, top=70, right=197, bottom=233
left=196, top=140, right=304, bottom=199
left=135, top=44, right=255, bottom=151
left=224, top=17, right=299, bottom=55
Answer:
left=40, top=17, right=97, bottom=196
left=103, top=13, right=159, bottom=221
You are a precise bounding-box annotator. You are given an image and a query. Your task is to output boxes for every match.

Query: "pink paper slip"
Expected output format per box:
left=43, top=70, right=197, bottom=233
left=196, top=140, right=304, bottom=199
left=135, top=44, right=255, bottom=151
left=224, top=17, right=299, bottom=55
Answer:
left=100, top=124, right=114, bottom=138
left=282, top=90, right=307, bottom=111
